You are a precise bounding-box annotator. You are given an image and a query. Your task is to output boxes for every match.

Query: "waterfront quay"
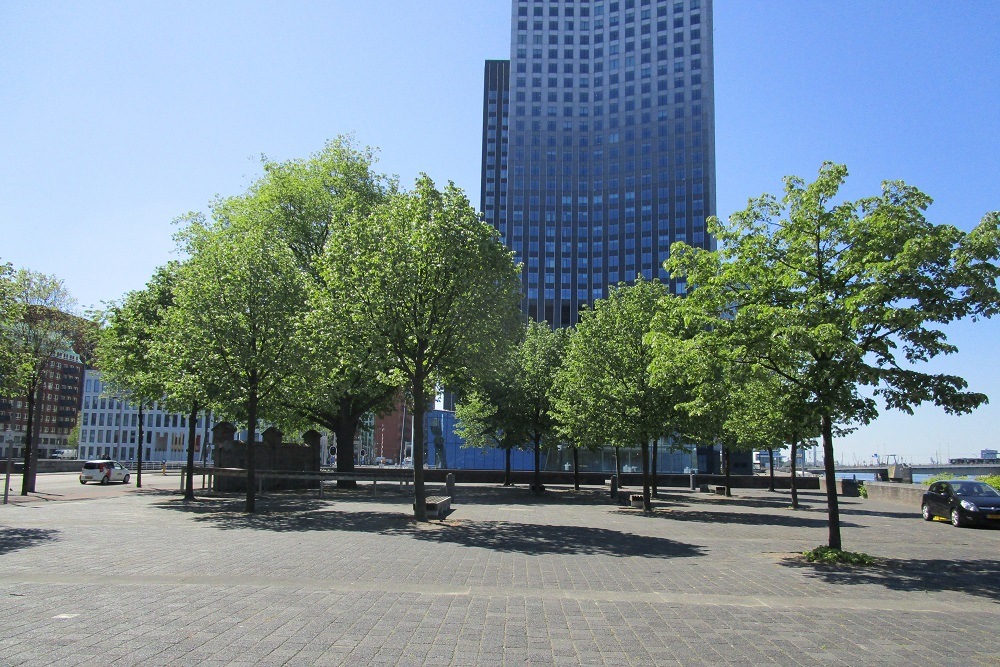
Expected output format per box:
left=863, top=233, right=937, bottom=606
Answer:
left=1, top=473, right=998, bottom=666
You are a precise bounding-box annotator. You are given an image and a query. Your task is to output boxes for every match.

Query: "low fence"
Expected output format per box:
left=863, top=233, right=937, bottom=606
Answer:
left=862, top=481, right=926, bottom=507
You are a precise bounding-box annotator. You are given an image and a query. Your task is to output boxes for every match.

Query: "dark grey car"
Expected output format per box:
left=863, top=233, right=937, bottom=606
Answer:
left=922, top=480, right=1000, bottom=527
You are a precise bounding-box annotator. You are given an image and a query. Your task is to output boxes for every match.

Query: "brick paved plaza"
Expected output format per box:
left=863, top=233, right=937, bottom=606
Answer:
left=1, top=473, right=998, bottom=666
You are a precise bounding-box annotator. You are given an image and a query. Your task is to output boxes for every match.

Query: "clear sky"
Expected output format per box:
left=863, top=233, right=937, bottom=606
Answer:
left=2, top=1, right=998, bottom=464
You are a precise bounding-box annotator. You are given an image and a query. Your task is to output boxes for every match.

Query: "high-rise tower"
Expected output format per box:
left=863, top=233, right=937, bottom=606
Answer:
left=481, top=0, right=715, bottom=327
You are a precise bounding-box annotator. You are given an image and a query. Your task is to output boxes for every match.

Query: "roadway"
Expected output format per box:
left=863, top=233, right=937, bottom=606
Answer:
left=2, top=470, right=185, bottom=505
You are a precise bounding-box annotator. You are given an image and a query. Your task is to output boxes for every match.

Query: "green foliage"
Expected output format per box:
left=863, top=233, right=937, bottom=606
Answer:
left=95, top=263, right=179, bottom=410
left=922, top=473, right=969, bottom=486
left=975, top=475, right=1000, bottom=490
left=803, top=547, right=877, bottom=566
left=253, top=136, right=396, bottom=278
left=0, top=261, right=26, bottom=395
left=260, top=139, right=400, bottom=462
left=321, top=174, right=521, bottom=394
left=857, top=482, right=868, bottom=499
left=320, top=174, right=522, bottom=518
left=169, top=198, right=310, bottom=512
left=5, top=268, right=80, bottom=493
left=667, top=162, right=1000, bottom=549
left=555, top=278, right=673, bottom=453
left=456, top=320, right=568, bottom=488
left=168, top=202, right=309, bottom=425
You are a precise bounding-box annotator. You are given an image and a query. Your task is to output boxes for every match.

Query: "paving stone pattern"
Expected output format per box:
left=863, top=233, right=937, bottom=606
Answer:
left=1, top=480, right=998, bottom=666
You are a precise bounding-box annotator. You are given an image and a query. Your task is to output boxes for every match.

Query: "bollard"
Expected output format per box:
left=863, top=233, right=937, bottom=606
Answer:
left=689, top=472, right=697, bottom=491
left=446, top=472, right=455, bottom=500
left=610, top=474, right=618, bottom=499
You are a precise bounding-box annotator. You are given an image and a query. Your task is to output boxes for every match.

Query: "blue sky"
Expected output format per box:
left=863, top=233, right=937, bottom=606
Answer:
left=2, top=1, right=998, bottom=464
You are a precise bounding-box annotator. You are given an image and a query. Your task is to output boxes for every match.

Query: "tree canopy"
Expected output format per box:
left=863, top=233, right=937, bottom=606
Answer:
left=667, top=162, right=1000, bottom=548
left=456, top=320, right=567, bottom=491
left=168, top=201, right=309, bottom=512
left=94, top=263, right=180, bottom=488
left=320, top=175, right=522, bottom=519
left=554, top=278, right=682, bottom=510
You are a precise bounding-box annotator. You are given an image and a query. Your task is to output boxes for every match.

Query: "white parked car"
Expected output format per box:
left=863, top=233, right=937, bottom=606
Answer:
left=79, top=460, right=130, bottom=485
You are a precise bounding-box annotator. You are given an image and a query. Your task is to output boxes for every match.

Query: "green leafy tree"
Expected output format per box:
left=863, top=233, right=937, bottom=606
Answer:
left=554, top=278, right=680, bottom=511
left=253, top=138, right=400, bottom=482
left=456, top=320, right=567, bottom=493
left=8, top=269, right=79, bottom=494
left=455, top=385, right=521, bottom=486
left=94, top=264, right=179, bottom=489
left=254, top=136, right=395, bottom=279
left=0, top=262, right=26, bottom=397
left=169, top=202, right=309, bottom=513
left=320, top=175, right=522, bottom=520
left=668, top=162, right=1000, bottom=549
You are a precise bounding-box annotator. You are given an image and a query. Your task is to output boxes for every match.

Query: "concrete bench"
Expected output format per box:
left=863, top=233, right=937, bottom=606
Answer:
left=715, top=486, right=727, bottom=495
left=418, top=495, right=452, bottom=519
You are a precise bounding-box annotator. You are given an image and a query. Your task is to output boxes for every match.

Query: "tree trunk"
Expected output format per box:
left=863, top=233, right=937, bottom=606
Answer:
left=572, top=446, right=579, bottom=491
left=503, top=447, right=512, bottom=486
left=650, top=438, right=660, bottom=498
left=184, top=402, right=198, bottom=501
left=245, top=385, right=258, bottom=513
left=723, top=446, right=731, bottom=497
left=614, top=447, right=622, bottom=479
left=767, top=447, right=775, bottom=492
left=20, top=379, right=39, bottom=495
left=790, top=437, right=799, bottom=510
left=821, top=413, right=841, bottom=549
left=201, top=409, right=211, bottom=467
left=532, top=433, right=544, bottom=495
left=641, top=440, right=651, bottom=512
left=411, top=374, right=427, bottom=521
left=335, top=399, right=359, bottom=489
left=136, top=402, right=144, bottom=488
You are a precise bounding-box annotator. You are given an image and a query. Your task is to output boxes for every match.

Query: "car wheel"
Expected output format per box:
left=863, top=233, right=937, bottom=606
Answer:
left=951, top=508, right=965, bottom=528
left=100, top=475, right=109, bottom=486
left=921, top=504, right=934, bottom=521
left=123, top=474, right=130, bottom=484
left=79, top=479, right=86, bottom=485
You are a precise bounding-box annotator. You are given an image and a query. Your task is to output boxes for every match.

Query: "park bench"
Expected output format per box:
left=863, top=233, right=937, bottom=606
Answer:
left=417, top=495, right=452, bottom=519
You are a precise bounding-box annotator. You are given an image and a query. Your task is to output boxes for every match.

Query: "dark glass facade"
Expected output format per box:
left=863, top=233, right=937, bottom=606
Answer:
left=482, top=0, right=715, bottom=327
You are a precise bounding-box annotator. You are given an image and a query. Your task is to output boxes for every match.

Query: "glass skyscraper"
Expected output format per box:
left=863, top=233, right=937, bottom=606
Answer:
left=481, top=0, right=715, bottom=327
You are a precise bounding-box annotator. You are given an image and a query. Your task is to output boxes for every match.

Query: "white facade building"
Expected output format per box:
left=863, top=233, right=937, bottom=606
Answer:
left=79, top=370, right=215, bottom=463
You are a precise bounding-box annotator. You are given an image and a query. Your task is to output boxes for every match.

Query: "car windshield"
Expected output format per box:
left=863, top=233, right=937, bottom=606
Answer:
left=951, top=482, right=1000, bottom=497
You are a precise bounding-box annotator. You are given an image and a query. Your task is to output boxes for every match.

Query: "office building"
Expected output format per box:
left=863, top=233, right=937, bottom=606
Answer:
left=482, top=0, right=715, bottom=327
left=0, top=346, right=83, bottom=460
left=79, top=370, right=215, bottom=463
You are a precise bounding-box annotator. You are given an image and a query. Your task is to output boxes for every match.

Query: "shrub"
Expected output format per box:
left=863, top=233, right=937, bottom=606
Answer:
left=803, top=546, right=877, bottom=566
left=977, top=475, right=1000, bottom=491
left=922, top=473, right=968, bottom=486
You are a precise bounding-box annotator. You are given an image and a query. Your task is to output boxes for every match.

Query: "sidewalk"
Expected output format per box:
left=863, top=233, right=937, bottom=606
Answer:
left=0, top=480, right=997, bottom=666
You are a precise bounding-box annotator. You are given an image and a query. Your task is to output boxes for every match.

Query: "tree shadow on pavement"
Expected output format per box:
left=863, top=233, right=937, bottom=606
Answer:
left=623, top=508, right=861, bottom=529
left=0, top=527, right=59, bottom=555
left=150, top=496, right=704, bottom=558
left=780, top=556, right=1000, bottom=602
left=837, top=507, right=916, bottom=520
left=388, top=520, right=705, bottom=558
